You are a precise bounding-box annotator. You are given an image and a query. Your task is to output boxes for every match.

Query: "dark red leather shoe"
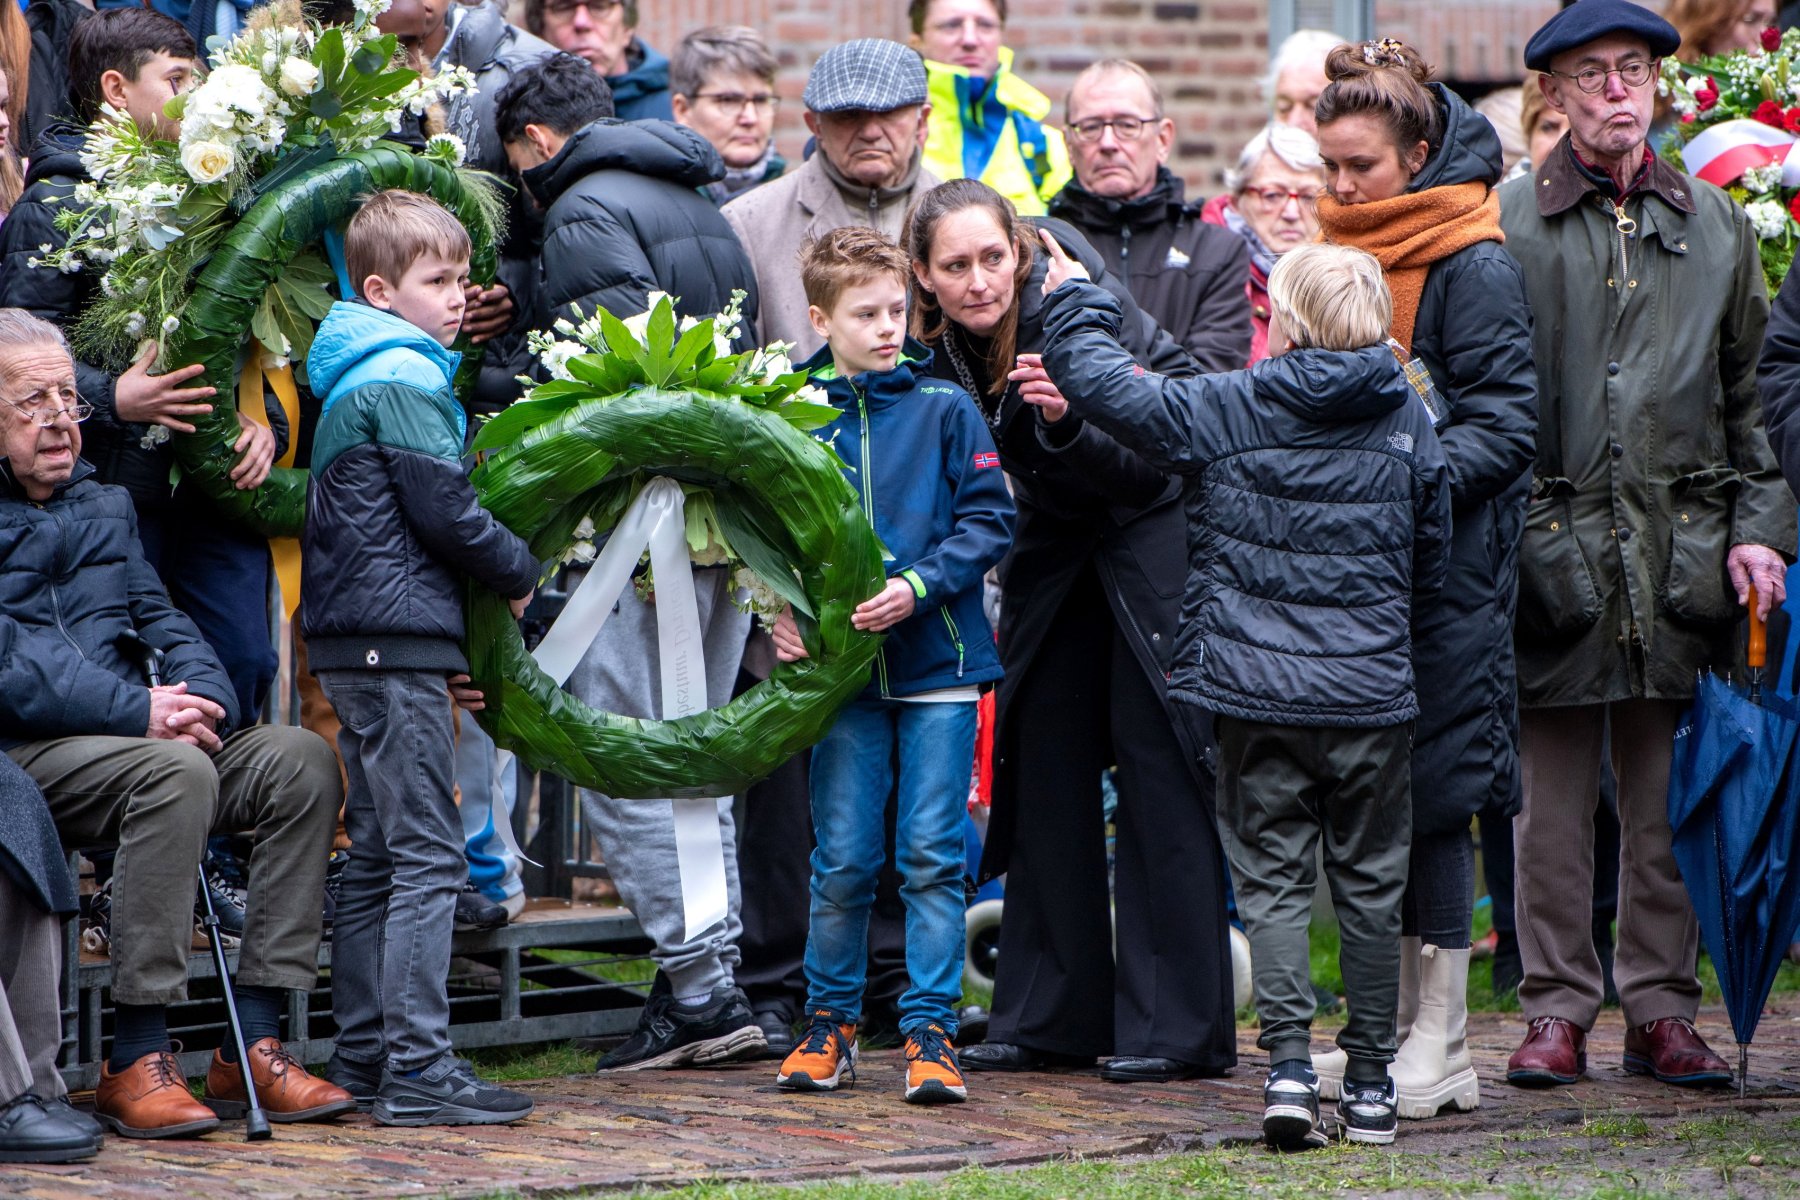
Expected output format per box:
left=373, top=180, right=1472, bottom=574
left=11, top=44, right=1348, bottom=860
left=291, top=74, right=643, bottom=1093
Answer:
left=1622, top=1017, right=1732, bottom=1087
left=1506, top=1016, right=1586, bottom=1087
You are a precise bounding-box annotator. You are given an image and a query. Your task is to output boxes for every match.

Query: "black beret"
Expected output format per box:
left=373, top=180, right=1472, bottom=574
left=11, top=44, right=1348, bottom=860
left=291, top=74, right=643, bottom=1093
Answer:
left=1523, top=0, right=1680, bottom=72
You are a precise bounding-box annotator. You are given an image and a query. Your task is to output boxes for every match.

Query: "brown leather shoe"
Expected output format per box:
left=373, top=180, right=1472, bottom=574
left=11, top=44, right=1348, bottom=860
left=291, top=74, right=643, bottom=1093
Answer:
left=205, top=1038, right=358, bottom=1122
left=1506, top=1016, right=1587, bottom=1087
left=1623, top=1017, right=1732, bottom=1087
left=96, top=1050, right=223, bottom=1139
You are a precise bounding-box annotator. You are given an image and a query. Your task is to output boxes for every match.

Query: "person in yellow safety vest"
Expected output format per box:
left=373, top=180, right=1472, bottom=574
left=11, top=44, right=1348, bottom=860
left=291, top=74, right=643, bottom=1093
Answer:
left=910, top=0, right=1071, bottom=216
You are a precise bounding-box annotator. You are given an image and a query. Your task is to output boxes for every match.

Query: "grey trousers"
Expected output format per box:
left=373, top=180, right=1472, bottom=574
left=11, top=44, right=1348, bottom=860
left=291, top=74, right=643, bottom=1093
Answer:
left=1516, top=699, right=1697, bottom=1029
left=319, top=669, right=464, bottom=1072
left=1214, top=716, right=1413, bottom=1070
left=0, top=870, right=65, bottom=1103
left=570, top=569, right=750, bottom=996
left=9, top=726, right=341, bottom=1006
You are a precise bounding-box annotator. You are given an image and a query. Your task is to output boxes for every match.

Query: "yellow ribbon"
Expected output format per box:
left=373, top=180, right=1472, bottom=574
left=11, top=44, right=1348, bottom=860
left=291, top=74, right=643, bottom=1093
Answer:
left=238, top=342, right=305, bottom=619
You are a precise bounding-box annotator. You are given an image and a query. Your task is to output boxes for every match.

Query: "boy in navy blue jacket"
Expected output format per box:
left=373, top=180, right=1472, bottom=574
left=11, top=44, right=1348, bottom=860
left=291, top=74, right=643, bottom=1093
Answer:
left=770, top=226, right=1014, bottom=1105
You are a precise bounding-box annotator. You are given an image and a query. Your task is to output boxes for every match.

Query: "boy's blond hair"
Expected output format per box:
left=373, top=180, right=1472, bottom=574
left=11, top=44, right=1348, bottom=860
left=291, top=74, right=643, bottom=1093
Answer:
left=345, top=190, right=472, bottom=293
left=799, top=226, right=911, bottom=316
left=1266, top=242, right=1392, bottom=352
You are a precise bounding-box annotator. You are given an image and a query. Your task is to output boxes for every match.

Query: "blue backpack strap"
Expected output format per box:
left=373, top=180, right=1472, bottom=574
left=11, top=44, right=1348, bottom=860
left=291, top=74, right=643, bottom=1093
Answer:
left=1779, top=554, right=1800, bottom=699
left=323, top=225, right=356, bottom=299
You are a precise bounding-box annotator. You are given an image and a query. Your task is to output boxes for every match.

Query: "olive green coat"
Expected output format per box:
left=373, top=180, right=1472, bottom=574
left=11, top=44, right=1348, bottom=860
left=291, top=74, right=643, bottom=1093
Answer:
left=1497, top=139, right=1795, bottom=708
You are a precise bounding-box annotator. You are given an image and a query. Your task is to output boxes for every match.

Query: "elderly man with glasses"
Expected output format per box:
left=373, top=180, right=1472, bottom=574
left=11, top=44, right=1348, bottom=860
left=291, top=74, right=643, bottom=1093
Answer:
left=0, top=311, right=348, bottom=1138
left=1046, top=57, right=1251, bottom=373
left=1498, top=0, right=1794, bottom=1090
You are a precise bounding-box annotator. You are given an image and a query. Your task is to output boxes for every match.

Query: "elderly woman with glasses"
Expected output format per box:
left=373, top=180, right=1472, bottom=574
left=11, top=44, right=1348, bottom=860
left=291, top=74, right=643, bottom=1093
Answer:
left=522, top=0, right=672, bottom=119
left=1199, top=122, right=1326, bottom=364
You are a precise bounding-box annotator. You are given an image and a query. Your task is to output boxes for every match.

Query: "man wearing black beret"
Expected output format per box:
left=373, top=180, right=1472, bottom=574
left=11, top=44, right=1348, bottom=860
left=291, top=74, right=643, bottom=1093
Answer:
left=1497, top=0, right=1796, bottom=1092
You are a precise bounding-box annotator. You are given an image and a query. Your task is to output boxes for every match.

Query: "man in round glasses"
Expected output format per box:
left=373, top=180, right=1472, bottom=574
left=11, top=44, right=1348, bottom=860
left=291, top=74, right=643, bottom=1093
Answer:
left=671, top=25, right=786, bottom=207
left=1497, top=0, right=1794, bottom=1093
left=523, top=0, right=672, bottom=120
left=1046, top=58, right=1251, bottom=374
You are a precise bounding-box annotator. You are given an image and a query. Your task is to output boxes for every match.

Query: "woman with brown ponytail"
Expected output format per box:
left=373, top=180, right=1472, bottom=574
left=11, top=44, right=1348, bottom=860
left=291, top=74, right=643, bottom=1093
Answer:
left=904, top=178, right=1241, bottom=1085
left=1309, top=38, right=1537, bottom=1120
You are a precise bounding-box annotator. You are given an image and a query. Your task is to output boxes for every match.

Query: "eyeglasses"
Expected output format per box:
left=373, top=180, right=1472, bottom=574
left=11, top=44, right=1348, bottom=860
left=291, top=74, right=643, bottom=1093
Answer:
left=1242, top=186, right=1323, bottom=213
left=541, top=0, right=621, bottom=18
left=694, top=91, right=780, bottom=114
left=1549, top=59, right=1658, bottom=94
left=2, top=389, right=90, bottom=427
left=1068, top=115, right=1158, bottom=143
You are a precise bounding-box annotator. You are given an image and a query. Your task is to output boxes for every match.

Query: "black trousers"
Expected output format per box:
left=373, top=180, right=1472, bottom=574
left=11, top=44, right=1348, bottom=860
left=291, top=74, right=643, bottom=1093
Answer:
left=733, top=672, right=909, bottom=1022
left=986, top=570, right=1237, bottom=1068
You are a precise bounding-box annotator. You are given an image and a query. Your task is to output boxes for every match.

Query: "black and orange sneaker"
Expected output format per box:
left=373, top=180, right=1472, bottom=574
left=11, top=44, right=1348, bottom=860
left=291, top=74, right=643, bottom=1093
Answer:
left=903, top=1023, right=967, bottom=1105
left=776, top=1012, right=858, bottom=1091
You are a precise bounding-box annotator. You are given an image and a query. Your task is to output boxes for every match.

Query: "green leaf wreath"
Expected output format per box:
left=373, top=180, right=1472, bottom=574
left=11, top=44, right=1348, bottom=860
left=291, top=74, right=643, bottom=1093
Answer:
left=42, top=0, right=502, bottom=537
left=465, top=295, right=886, bottom=798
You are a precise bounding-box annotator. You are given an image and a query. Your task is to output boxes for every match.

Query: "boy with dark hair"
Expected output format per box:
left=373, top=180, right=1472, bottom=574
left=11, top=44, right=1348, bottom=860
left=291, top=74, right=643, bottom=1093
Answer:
left=0, top=7, right=281, bottom=727
left=772, top=226, right=1013, bottom=1105
left=494, top=52, right=770, bottom=1073
left=303, top=190, right=541, bottom=1126
left=495, top=52, right=757, bottom=336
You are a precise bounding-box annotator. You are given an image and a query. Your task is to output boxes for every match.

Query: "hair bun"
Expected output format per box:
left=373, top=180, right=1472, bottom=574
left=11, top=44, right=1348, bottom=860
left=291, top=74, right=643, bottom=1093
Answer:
left=1324, top=37, right=1432, bottom=86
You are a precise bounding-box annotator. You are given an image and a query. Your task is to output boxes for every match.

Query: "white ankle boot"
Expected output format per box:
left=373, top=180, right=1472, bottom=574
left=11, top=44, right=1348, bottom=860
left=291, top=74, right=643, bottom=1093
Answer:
left=1389, top=944, right=1478, bottom=1118
left=1316, top=936, right=1419, bottom=1101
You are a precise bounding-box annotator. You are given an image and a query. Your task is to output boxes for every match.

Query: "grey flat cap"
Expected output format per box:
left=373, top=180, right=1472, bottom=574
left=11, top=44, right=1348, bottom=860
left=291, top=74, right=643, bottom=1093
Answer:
left=803, top=38, right=928, bottom=113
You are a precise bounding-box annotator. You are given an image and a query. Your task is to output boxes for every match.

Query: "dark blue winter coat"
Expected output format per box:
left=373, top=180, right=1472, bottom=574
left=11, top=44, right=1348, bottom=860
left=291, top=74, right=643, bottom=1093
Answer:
left=0, top=459, right=239, bottom=745
left=607, top=38, right=674, bottom=121
left=1039, top=280, right=1453, bottom=728
left=802, top=341, right=1014, bottom=697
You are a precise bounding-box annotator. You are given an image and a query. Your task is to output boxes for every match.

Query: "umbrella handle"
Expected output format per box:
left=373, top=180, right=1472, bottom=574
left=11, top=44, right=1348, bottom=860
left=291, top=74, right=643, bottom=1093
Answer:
left=1749, top=584, right=1767, bottom=670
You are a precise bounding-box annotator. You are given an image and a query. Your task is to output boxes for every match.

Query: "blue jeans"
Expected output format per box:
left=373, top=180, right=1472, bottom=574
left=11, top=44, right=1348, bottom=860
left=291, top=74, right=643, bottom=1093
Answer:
left=804, top=697, right=976, bottom=1035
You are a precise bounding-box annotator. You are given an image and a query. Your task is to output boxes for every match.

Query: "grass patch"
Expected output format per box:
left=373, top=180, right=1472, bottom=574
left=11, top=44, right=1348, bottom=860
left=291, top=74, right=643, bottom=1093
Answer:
left=1580, top=1113, right=1651, bottom=1139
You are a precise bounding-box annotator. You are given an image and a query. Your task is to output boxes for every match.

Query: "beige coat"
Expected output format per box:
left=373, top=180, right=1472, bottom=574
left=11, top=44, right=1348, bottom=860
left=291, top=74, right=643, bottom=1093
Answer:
left=721, top=152, right=940, bottom=358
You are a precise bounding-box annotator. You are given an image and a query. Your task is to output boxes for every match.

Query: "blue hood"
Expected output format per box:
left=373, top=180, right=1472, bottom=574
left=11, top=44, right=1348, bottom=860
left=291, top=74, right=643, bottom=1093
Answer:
left=307, top=300, right=463, bottom=416
left=607, top=38, right=674, bottom=121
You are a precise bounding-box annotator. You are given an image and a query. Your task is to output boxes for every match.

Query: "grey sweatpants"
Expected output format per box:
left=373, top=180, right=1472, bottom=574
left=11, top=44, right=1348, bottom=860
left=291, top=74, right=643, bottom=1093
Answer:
left=0, top=870, right=65, bottom=1103
left=1214, top=716, right=1413, bottom=1076
left=569, top=568, right=751, bottom=997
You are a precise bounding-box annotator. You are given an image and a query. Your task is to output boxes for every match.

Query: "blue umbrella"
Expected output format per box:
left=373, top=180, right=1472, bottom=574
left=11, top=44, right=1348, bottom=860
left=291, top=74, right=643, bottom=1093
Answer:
left=1667, top=588, right=1800, bottom=1096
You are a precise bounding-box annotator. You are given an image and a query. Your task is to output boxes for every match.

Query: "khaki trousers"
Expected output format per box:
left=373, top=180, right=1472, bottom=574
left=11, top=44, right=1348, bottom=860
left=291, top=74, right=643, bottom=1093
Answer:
left=1515, top=700, right=1700, bottom=1029
left=0, top=870, right=65, bottom=1102
left=9, top=726, right=341, bottom=1006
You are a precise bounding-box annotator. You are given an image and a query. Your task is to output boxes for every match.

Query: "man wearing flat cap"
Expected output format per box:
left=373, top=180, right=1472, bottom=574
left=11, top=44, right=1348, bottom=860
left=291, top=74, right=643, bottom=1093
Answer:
left=724, top=38, right=942, bottom=357
left=1498, top=0, right=1795, bottom=1091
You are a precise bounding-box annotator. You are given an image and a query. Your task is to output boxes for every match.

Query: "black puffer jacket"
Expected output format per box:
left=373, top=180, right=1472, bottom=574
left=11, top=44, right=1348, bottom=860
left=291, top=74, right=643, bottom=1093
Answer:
left=0, top=129, right=169, bottom=509
left=1047, top=167, right=1252, bottom=373
left=523, top=119, right=758, bottom=342
left=299, top=302, right=539, bottom=673
left=0, top=460, right=239, bottom=745
left=1040, top=281, right=1452, bottom=725
left=23, top=0, right=88, bottom=152
left=922, top=219, right=1197, bottom=881
left=1399, top=83, right=1538, bottom=831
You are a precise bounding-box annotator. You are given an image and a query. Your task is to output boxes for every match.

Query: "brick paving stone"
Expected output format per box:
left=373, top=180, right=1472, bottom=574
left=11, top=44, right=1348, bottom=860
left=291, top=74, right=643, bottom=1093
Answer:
left=6, top=1000, right=1797, bottom=1197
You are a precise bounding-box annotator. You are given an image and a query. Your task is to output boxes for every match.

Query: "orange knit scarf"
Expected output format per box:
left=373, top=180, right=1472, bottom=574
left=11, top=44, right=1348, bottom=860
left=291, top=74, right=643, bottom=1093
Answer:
left=1315, top=182, right=1505, bottom=356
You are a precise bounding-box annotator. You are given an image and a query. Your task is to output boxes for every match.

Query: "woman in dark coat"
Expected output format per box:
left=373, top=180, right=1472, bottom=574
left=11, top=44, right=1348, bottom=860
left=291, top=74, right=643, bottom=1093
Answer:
left=904, top=177, right=1237, bottom=1081
left=1309, top=40, right=1537, bottom=1117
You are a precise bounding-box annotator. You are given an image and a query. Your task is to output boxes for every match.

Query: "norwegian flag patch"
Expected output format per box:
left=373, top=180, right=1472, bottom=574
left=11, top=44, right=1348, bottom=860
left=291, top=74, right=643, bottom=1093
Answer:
left=973, top=451, right=1001, bottom=470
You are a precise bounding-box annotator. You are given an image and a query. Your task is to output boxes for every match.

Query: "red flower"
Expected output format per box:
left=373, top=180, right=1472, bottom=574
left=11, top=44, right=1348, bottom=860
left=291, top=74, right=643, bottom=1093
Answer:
left=1785, top=107, right=1800, bottom=133
left=1756, top=99, right=1787, bottom=126
left=1789, top=193, right=1800, bottom=224
left=1683, top=112, right=1698, bottom=123
left=1764, top=26, right=1783, bottom=51
left=1696, top=78, right=1720, bottom=111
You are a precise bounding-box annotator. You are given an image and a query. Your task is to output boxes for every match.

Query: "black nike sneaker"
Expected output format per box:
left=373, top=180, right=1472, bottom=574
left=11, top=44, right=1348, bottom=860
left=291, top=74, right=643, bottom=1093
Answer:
left=595, top=971, right=767, bottom=1070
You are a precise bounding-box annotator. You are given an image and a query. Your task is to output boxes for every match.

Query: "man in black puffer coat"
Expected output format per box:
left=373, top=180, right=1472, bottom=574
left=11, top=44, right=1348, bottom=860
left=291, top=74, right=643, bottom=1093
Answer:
left=495, top=53, right=758, bottom=341
left=1048, top=58, right=1251, bottom=373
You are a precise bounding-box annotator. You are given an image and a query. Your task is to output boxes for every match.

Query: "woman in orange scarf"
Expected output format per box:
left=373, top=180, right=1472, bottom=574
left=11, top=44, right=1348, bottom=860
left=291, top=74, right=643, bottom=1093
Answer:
left=1309, top=38, right=1537, bottom=1123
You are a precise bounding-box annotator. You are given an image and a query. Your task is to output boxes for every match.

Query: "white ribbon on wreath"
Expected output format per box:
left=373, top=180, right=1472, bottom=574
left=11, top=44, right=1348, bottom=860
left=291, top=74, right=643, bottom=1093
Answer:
left=493, top=475, right=728, bottom=940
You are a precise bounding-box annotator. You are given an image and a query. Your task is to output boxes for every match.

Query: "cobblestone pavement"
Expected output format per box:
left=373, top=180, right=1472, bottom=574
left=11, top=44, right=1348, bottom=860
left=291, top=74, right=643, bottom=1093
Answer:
left=6, top=1001, right=1796, bottom=1198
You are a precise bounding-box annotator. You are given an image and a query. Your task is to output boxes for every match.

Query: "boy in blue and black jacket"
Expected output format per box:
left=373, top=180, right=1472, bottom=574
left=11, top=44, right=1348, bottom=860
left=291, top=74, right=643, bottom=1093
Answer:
left=301, top=191, right=540, bottom=1128
left=770, top=226, right=1014, bottom=1106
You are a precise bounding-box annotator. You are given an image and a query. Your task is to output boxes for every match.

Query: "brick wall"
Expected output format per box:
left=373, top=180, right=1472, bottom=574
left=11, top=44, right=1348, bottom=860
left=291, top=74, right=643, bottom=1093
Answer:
left=634, top=0, right=1274, bottom=195
left=1374, top=0, right=1559, bottom=85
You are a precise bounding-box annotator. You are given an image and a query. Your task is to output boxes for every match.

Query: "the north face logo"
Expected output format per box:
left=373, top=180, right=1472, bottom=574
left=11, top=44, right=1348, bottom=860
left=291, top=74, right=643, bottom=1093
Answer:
left=1387, top=432, right=1414, bottom=455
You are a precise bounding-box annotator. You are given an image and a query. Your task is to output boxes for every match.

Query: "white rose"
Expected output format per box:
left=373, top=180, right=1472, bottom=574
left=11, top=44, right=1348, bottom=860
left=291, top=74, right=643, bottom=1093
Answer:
left=278, top=57, right=320, bottom=97
left=181, top=139, right=235, bottom=184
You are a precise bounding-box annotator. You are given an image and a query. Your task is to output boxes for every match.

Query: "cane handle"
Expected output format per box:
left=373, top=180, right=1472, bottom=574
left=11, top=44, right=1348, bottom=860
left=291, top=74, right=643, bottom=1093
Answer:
left=1750, top=583, right=1768, bottom=669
